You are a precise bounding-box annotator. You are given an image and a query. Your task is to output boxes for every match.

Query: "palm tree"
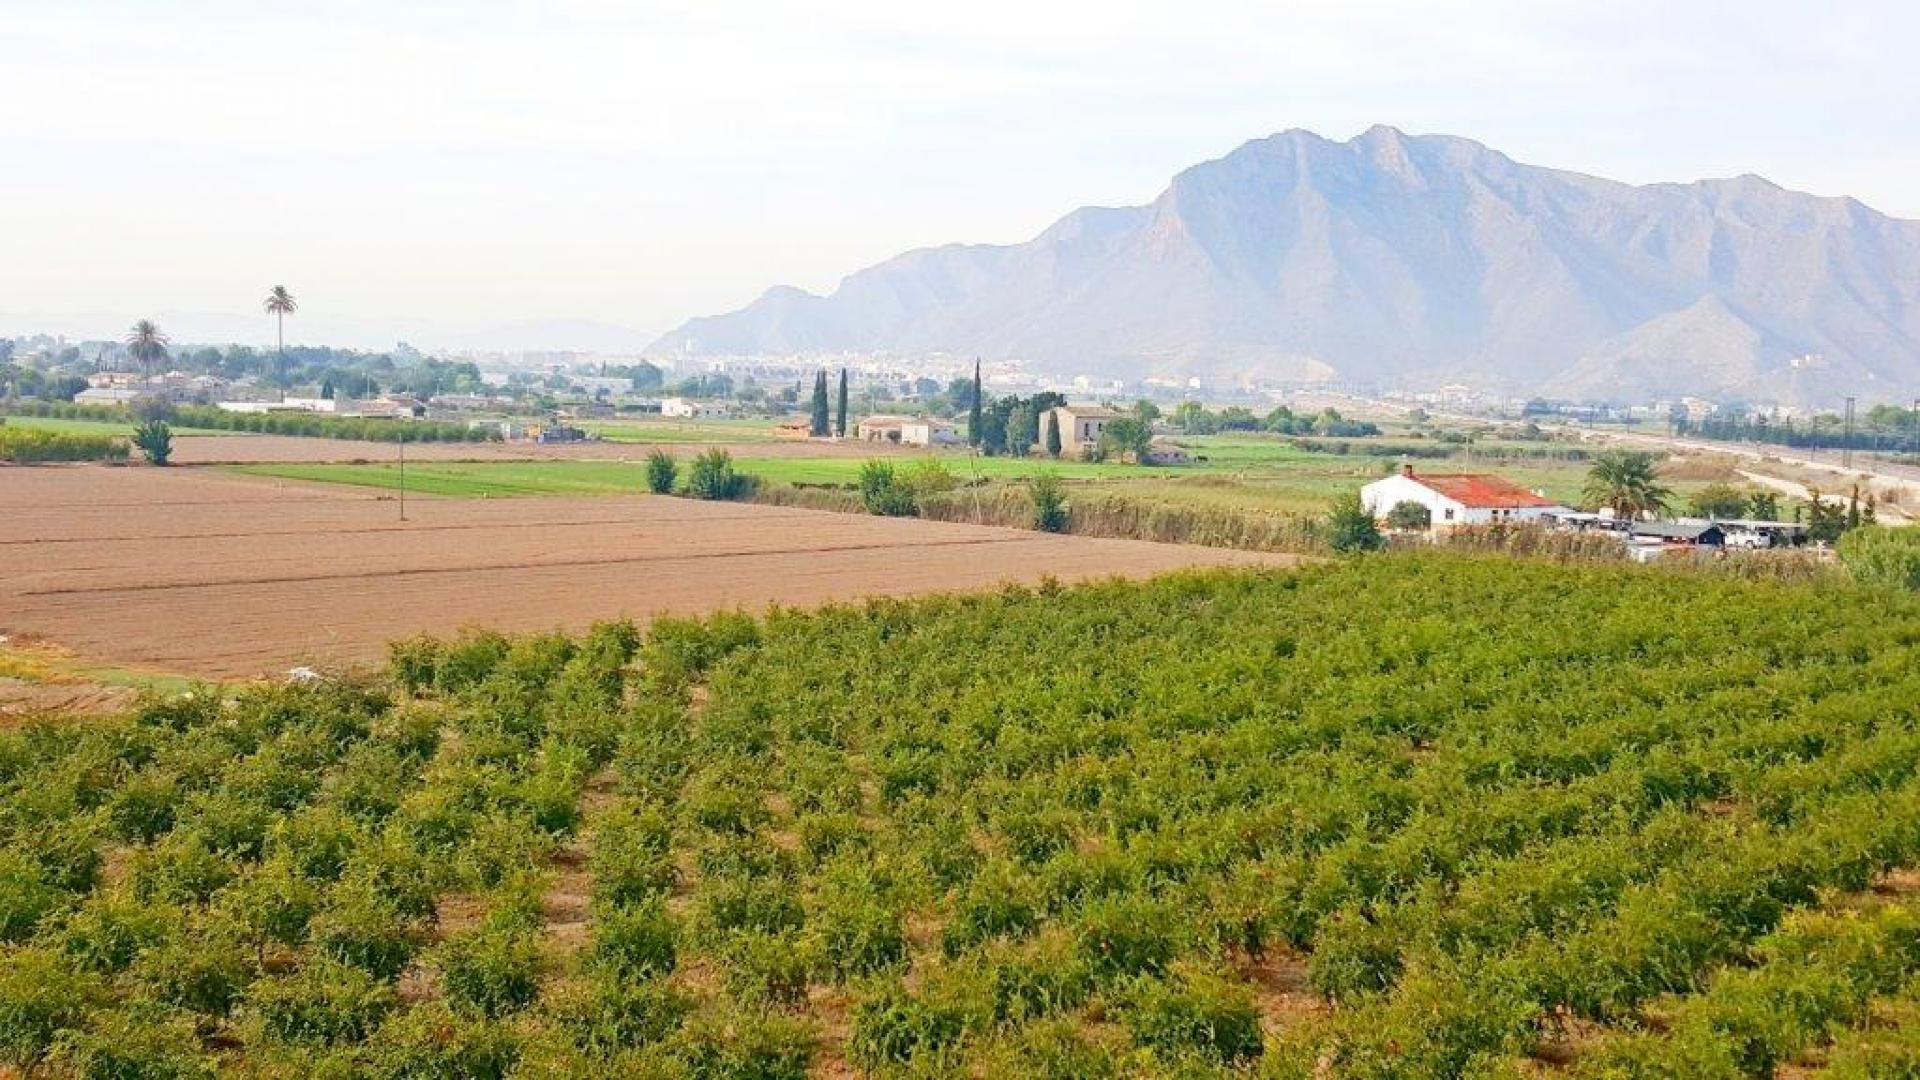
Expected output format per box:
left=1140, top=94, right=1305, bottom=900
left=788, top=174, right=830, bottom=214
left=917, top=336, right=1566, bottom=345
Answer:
left=1582, top=450, right=1673, bottom=521
left=125, top=320, right=169, bottom=376
left=264, top=286, right=297, bottom=384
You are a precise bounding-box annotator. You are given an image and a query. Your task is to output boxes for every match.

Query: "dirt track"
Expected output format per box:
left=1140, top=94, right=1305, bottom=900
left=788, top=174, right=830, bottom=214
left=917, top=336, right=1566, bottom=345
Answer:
left=1, top=466, right=1290, bottom=678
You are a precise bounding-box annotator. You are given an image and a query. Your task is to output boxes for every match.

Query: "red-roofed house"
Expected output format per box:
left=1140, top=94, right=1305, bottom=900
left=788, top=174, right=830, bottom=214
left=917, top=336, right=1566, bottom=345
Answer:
left=1361, top=464, right=1568, bottom=529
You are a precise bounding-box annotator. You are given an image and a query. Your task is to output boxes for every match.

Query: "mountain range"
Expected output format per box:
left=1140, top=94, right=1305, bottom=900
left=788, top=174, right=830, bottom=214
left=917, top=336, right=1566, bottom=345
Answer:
left=649, top=126, right=1920, bottom=406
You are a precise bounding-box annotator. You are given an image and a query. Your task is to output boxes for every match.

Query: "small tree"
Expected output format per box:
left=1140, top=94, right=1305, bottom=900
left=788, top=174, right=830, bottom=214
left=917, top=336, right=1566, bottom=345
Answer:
left=1043, top=412, right=1062, bottom=458
left=810, top=371, right=831, bottom=437
left=1385, top=500, right=1431, bottom=531
left=1686, top=483, right=1750, bottom=519
left=1327, top=492, right=1384, bottom=553
left=1099, top=417, right=1153, bottom=463
left=1028, top=472, right=1068, bottom=533
left=836, top=369, right=849, bottom=438
left=133, top=420, right=173, bottom=466
left=687, top=449, right=749, bottom=500
left=645, top=450, right=677, bottom=494
left=968, top=360, right=983, bottom=447
left=1747, top=490, right=1781, bottom=520
left=1582, top=450, right=1672, bottom=521
left=858, top=461, right=918, bottom=517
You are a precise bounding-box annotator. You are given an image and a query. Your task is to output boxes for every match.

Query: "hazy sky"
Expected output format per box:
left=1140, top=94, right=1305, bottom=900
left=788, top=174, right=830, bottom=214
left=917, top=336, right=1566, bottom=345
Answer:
left=3, top=0, right=1916, bottom=348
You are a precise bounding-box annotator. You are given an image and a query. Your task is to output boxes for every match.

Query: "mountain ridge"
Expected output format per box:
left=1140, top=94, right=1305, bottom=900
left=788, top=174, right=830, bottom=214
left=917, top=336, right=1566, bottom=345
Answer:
left=650, top=127, right=1920, bottom=405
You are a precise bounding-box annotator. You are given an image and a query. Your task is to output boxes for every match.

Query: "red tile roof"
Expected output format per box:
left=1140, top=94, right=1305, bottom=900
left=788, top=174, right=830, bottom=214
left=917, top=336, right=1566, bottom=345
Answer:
left=1410, top=472, right=1559, bottom=509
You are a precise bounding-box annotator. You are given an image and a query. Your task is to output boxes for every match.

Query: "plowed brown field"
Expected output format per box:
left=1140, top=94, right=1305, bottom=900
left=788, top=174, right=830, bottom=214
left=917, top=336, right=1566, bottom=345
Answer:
left=2, top=466, right=1290, bottom=678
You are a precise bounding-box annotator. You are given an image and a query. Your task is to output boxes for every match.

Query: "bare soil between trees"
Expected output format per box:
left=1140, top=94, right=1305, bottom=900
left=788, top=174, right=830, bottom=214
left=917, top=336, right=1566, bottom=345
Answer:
left=1, top=466, right=1289, bottom=678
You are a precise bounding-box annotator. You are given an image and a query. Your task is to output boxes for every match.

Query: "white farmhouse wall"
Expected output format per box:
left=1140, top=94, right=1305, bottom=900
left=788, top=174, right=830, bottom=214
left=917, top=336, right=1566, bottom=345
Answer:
left=1360, top=474, right=1468, bottom=525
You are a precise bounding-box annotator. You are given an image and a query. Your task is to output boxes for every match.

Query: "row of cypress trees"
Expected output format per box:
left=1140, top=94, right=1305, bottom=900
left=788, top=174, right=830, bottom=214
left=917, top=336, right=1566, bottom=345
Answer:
left=809, top=368, right=849, bottom=438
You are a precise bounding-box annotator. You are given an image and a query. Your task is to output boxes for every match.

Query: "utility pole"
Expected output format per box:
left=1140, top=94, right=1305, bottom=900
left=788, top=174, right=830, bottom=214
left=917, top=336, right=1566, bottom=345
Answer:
left=398, top=431, right=407, bottom=522
left=1843, top=396, right=1856, bottom=470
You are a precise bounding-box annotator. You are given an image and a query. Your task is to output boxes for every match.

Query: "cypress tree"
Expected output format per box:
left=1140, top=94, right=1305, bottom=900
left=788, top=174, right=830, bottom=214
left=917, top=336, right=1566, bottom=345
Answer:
left=968, top=359, right=983, bottom=446
left=835, top=369, right=848, bottom=438
left=1045, top=409, right=1062, bottom=458
left=810, top=370, right=830, bottom=437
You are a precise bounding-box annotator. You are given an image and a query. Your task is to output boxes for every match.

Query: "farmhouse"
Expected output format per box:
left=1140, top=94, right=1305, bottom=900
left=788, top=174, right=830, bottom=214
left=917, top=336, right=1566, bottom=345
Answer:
left=900, top=417, right=961, bottom=447
left=856, top=415, right=909, bottom=442
left=1361, top=464, right=1566, bottom=528
left=1141, top=439, right=1191, bottom=466
left=1038, top=405, right=1121, bottom=456
left=661, top=397, right=727, bottom=419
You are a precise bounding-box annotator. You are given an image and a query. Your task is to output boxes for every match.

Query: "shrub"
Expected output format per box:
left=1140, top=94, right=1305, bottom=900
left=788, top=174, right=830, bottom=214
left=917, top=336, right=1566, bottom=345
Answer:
left=686, top=449, right=751, bottom=500
left=1385, top=499, right=1432, bottom=531
left=58, top=892, right=178, bottom=974
left=309, top=884, right=422, bottom=980
left=244, top=958, right=395, bottom=1047
left=1028, top=471, right=1069, bottom=532
left=132, top=927, right=256, bottom=1016
left=546, top=974, right=691, bottom=1057
left=587, top=900, right=679, bottom=982
left=590, top=807, right=678, bottom=907
left=1118, top=970, right=1263, bottom=1064
left=1838, top=526, right=1920, bottom=591
left=133, top=419, right=173, bottom=465
left=49, top=1005, right=212, bottom=1080
left=719, top=928, right=817, bottom=1004
left=858, top=460, right=919, bottom=516
left=435, top=924, right=543, bottom=1018
left=848, top=976, right=986, bottom=1072
left=1074, top=895, right=1180, bottom=980
left=676, top=1006, right=816, bottom=1080
left=0, top=947, right=100, bottom=1068
left=364, top=1001, right=521, bottom=1079
left=645, top=450, right=677, bottom=494
left=1326, top=491, right=1385, bottom=553
left=0, top=854, right=61, bottom=944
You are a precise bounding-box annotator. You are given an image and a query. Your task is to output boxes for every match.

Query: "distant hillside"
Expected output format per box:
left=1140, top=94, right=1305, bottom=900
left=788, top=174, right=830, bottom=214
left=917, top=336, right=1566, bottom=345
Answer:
left=650, top=126, right=1920, bottom=405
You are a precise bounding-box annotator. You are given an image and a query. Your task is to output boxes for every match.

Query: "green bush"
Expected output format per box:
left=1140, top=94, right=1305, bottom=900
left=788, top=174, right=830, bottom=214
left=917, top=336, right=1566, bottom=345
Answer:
left=0, top=946, right=100, bottom=1068
left=1028, top=471, right=1069, bottom=532
left=1839, top=526, right=1920, bottom=591
left=545, top=974, right=691, bottom=1057
left=1117, top=970, right=1263, bottom=1064
left=645, top=449, right=677, bottom=494
left=133, top=419, right=173, bottom=465
left=587, top=901, right=678, bottom=983
left=686, top=448, right=752, bottom=500
left=309, top=884, right=422, bottom=980
left=435, top=924, right=543, bottom=1018
left=244, top=958, right=395, bottom=1047
left=858, top=460, right=919, bottom=516
left=49, top=1005, right=212, bottom=1080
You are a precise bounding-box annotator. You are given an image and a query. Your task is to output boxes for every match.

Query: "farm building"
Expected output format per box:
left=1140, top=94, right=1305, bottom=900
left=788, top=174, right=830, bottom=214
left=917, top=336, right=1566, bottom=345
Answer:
left=772, top=417, right=816, bottom=440
left=900, top=417, right=962, bottom=447
left=1141, top=439, right=1191, bottom=465
left=856, top=416, right=909, bottom=442
left=661, top=398, right=727, bottom=419
left=1361, top=464, right=1566, bottom=528
left=1038, top=405, right=1121, bottom=456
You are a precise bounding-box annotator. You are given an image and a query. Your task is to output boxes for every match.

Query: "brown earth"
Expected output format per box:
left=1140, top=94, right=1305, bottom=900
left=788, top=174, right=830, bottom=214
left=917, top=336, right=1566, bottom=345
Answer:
left=1, top=465, right=1291, bottom=679
left=164, top=433, right=891, bottom=464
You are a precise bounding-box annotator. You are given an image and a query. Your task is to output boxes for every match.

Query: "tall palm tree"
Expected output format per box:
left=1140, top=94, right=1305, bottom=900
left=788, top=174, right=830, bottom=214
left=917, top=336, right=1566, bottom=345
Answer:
left=264, top=286, right=297, bottom=384
left=125, top=320, right=169, bottom=376
left=1582, top=450, right=1673, bottom=521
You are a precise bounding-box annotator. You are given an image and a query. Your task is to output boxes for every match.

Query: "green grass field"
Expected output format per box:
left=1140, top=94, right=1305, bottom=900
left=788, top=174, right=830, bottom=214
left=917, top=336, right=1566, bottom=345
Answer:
left=579, top=418, right=782, bottom=444
left=229, top=433, right=1738, bottom=524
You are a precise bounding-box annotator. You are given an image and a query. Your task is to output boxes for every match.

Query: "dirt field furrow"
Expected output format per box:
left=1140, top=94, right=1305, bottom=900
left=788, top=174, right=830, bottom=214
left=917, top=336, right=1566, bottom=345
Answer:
left=3, top=465, right=1291, bottom=678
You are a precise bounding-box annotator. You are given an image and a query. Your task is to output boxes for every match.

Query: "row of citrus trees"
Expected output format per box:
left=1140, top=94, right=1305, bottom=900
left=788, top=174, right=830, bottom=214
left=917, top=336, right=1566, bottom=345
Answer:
left=9, top=557, right=1920, bottom=1076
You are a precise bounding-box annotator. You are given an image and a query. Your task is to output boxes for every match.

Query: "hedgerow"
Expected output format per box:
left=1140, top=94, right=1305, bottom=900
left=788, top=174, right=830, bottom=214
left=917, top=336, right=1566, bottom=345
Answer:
left=13, top=563, right=1920, bottom=1074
